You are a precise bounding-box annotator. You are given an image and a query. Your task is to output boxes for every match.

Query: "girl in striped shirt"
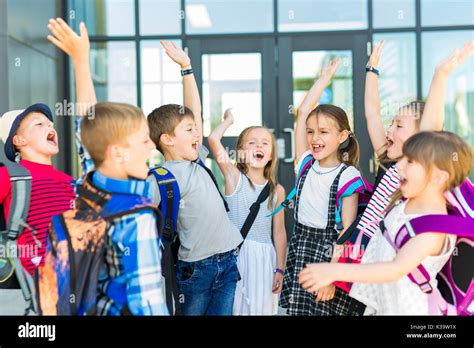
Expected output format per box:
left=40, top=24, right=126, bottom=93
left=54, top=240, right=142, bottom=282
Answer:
left=335, top=40, right=474, bottom=303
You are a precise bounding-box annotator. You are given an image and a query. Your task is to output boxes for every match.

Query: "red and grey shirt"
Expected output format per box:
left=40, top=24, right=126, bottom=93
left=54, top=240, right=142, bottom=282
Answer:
left=0, top=160, right=75, bottom=274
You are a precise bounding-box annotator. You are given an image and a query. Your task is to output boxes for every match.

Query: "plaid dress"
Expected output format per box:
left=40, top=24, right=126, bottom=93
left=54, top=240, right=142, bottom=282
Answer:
left=280, top=163, right=365, bottom=316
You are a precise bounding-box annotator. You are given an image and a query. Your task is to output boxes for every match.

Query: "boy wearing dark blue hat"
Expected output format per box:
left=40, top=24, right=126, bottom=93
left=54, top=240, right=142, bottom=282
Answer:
left=0, top=104, right=75, bottom=314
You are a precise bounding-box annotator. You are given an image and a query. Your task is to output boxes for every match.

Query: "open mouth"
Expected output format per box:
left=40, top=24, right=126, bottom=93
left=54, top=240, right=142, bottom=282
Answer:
left=386, top=137, right=394, bottom=149
left=254, top=151, right=264, bottom=160
left=312, top=144, right=325, bottom=153
left=46, top=131, right=57, bottom=147
left=191, top=143, right=198, bottom=151
left=400, top=175, right=408, bottom=187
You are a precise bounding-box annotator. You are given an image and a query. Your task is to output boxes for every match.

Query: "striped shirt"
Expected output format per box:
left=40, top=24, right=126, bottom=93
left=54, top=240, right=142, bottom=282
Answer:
left=91, top=171, right=169, bottom=316
left=356, top=165, right=400, bottom=238
left=0, top=160, right=75, bottom=274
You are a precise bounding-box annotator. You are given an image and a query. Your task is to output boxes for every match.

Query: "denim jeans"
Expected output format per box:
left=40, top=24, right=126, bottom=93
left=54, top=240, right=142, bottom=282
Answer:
left=176, top=249, right=240, bottom=316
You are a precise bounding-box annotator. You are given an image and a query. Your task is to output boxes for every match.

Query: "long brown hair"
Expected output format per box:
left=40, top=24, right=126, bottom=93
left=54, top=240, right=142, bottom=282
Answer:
left=307, top=104, right=360, bottom=168
left=386, top=131, right=472, bottom=212
left=236, top=126, right=278, bottom=209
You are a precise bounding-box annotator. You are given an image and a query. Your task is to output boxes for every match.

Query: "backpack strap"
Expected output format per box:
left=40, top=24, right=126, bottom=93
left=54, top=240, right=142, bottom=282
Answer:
left=239, top=179, right=270, bottom=244
left=196, top=159, right=229, bottom=212
left=149, top=166, right=181, bottom=316
left=382, top=213, right=474, bottom=315
left=267, top=153, right=314, bottom=217
left=0, top=139, right=38, bottom=315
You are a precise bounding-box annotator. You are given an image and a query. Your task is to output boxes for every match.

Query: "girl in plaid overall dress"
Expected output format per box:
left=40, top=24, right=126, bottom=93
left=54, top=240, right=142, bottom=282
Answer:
left=279, top=60, right=367, bottom=316
left=280, top=160, right=365, bottom=315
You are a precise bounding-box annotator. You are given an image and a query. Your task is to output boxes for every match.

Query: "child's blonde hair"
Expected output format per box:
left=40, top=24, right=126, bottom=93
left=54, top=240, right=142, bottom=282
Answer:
left=236, top=126, right=278, bottom=209
left=307, top=104, right=360, bottom=168
left=80, top=102, right=145, bottom=168
left=378, top=100, right=426, bottom=163
left=387, top=131, right=472, bottom=211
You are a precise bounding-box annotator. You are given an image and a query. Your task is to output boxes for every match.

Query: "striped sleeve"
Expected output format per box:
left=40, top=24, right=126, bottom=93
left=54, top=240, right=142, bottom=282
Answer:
left=356, top=166, right=400, bottom=238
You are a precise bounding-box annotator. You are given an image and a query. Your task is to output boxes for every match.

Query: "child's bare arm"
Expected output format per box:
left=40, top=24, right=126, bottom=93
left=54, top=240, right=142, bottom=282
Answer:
left=331, top=193, right=359, bottom=262
left=299, top=232, right=448, bottom=292
left=272, top=184, right=287, bottom=294
left=207, top=109, right=240, bottom=195
left=160, top=41, right=203, bottom=144
left=365, top=41, right=387, bottom=157
left=295, top=60, right=340, bottom=160
left=420, top=41, right=474, bottom=132
left=47, top=18, right=96, bottom=116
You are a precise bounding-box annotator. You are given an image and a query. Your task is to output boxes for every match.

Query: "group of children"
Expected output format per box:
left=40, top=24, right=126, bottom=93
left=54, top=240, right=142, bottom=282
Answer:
left=0, top=17, right=472, bottom=316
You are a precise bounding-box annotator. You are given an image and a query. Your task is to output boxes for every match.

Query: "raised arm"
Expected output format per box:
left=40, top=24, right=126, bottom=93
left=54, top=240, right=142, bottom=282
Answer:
left=207, top=108, right=240, bottom=195
left=160, top=41, right=203, bottom=144
left=299, top=232, right=448, bottom=293
left=272, top=184, right=287, bottom=295
left=48, top=18, right=96, bottom=176
left=295, top=60, right=340, bottom=160
left=364, top=41, right=387, bottom=157
left=420, top=41, right=474, bottom=132
left=47, top=18, right=97, bottom=116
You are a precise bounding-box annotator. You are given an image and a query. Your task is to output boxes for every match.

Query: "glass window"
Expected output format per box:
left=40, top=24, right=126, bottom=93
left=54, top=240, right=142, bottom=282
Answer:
left=373, top=33, right=417, bottom=127
left=140, top=40, right=183, bottom=116
left=292, top=50, right=354, bottom=129
left=139, top=0, right=181, bottom=35
left=202, top=53, right=262, bottom=137
left=91, top=41, right=137, bottom=105
left=278, top=0, right=368, bottom=32
left=185, top=0, right=273, bottom=34
left=373, top=0, right=415, bottom=28
left=82, top=0, right=135, bottom=36
left=422, top=30, right=474, bottom=180
left=421, top=0, right=474, bottom=27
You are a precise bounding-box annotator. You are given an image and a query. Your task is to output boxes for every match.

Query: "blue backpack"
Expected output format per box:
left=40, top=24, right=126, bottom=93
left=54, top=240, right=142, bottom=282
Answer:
left=37, top=172, right=160, bottom=315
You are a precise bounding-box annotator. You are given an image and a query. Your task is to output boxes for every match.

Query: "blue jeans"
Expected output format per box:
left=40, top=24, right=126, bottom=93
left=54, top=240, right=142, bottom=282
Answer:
left=176, top=249, right=240, bottom=316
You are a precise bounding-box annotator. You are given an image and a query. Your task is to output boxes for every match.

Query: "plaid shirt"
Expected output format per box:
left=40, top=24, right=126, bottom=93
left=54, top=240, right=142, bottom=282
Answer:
left=91, top=171, right=169, bottom=316
left=75, top=117, right=167, bottom=316
left=75, top=116, right=95, bottom=178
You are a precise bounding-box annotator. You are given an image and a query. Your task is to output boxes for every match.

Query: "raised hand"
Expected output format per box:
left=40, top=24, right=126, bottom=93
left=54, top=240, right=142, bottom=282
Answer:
left=435, top=40, right=474, bottom=77
left=160, top=40, right=191, bottom=69
left=47, top=18, right=89, bottom=62
left=319, top=59, right=341, bottom=85
left=223, top=108, right=234, bottom=125
left=367, top=40, right=385, bottom=69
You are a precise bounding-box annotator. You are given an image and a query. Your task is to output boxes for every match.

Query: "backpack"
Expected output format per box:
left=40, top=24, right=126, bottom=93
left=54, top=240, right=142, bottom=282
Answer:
left=149, top=158, right=229, bottom=315
left=268, top=153, right=373, bottom=229
left=381, top=179, right=473, bottom=316
left=0, top=138, right=38, bottom=315
left=37, top=172, right=161, bottom=316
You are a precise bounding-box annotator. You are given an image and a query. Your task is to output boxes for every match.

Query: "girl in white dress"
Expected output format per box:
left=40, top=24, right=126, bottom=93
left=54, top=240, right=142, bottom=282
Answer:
left=298, top=131, right=472, bottom=315
left=208, top=109, right=287, bottom=315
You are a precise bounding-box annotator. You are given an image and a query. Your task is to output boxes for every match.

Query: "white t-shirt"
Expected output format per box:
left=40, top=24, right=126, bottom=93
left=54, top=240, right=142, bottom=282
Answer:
left=350, top=200, right=456, bottom=315
left=295, top=150, right=362, bottom=229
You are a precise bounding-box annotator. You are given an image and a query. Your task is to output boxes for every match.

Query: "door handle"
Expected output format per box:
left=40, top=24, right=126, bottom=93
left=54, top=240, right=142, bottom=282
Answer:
left=282, top=128, right=295, bottom=163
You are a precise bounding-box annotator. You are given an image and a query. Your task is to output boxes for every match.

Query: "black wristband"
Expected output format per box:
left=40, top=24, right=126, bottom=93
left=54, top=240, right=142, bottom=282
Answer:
left=181, top=68, right=194, bottom=76
left=366, top=66, right=380, bottom=76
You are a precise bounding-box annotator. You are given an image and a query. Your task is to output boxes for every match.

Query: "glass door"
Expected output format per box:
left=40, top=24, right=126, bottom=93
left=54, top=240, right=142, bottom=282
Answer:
left=187, top=38, right=277, bottom=191
left=277, top=33, right=369, bottom=233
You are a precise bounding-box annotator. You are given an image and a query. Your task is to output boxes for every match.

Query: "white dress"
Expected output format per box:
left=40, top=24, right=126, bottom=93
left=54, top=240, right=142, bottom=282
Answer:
left=226, top=173, right=279, bottom=315
left=350, top=200, right=456, bottom=315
